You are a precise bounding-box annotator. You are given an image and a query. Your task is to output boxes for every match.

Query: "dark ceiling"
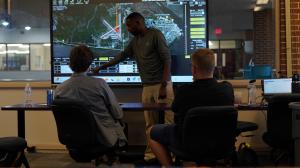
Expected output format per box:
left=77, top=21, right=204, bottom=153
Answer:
left=0, top=0, right=272, bottom=30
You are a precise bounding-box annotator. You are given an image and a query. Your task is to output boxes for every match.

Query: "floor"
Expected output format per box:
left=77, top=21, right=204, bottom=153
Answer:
left=26, top=150, right=135, bottom=168
left=24, top=147, right=292, bottom=168
left=26, top=146, right=145, bottom=168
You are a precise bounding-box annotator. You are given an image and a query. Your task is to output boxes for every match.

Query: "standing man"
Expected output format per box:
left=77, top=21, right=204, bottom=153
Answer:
left=93, top=12, right=174, bottom=162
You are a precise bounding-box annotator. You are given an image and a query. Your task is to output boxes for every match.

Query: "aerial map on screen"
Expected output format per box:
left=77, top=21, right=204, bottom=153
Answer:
left=51, top=0, right=207, bottom=84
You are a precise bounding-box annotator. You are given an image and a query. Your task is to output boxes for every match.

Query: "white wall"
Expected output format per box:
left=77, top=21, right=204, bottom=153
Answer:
left=0, top=88, right=62, bottom=148
left=0, top=28, right=50, bottom=43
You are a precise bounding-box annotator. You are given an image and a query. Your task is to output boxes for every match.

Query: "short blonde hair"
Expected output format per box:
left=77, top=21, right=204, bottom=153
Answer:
left=191, top=48, right=215, bottom=74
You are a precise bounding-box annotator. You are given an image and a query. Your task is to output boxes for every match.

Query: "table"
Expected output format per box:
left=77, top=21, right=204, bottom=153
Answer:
left=1, top=102, right=266, bottom=153
left=1, top=103, right=267, bottom=153
left=236, top=103, right=268, bottom=111
left=1, top=102, right=266, bottom=139
left=1, top=103, right=172, bottom=139
left=1, top=102, right=172, bottom=152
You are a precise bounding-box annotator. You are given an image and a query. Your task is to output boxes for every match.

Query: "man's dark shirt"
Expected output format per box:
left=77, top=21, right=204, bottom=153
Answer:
left=172, top=78, right=234, bottom=139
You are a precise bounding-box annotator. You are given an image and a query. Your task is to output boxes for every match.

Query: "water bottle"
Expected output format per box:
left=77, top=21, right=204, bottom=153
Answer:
left=248, top=81, right=257, bottom=105
left=24, top=83, right=32, bottom=105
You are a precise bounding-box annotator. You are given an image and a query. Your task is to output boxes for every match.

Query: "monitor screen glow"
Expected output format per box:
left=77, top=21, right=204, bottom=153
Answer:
left=263, top=78, right=292, bottom=94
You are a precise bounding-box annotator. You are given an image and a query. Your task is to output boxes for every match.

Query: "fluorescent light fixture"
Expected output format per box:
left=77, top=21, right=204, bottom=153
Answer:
left=222, top=53, right=226, bottom=67
left=7, top=44, right=23, bottom=47
left=19, top=44, right=29, bottom=49
left=7, top=44, right=28, bottom=48
left=7, top=50, right=30, bottom=54
left=24, top=26, right=31, bottom=30
left=1, top=79, right=13, bottom=81
left=43, top=43, right=51, bottom=46
left=257, top=0, right=269, bottom=5
left=214, top=53, right=217, bottom=66
left=7, top=44, right=22, bottom=47
left=254, top=6, right=263, bottom=11
left=1, top=21, right=9, bottom=26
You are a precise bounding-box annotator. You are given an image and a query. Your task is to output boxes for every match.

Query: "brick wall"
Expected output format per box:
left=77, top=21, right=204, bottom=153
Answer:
left=290, top=0, right=300, bottom=74
left=254, top=9, right=275, bottom=67
left=280, top=0, right=300, bottom=76
left=280, top=0, right=287, bottom=76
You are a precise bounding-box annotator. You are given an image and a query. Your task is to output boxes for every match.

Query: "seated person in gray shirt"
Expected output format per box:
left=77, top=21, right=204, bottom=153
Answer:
left=55, top=45, right=127, bottom=148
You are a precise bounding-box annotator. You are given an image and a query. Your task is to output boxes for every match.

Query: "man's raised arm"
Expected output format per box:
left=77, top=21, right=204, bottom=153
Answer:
left=93, top=53, right=126, bottom=73
left=93, top=41, right=133, bottom=73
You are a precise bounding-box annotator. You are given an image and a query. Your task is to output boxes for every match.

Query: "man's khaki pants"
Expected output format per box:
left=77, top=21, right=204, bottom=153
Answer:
left=142, top=81, right=174, bottom=160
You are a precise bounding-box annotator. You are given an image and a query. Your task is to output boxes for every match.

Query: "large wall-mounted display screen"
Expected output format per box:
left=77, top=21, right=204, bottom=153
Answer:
left=51, top=0, right=207, bottom=84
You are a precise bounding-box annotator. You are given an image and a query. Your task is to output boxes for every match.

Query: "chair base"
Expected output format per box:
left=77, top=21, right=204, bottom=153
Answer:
left=270, top=148, right=294, bottom=166
left=0, top=137, right=30, bottom=168
left=172, top=154, right=237, bottom=167
left=263, top=132, right=294, bottom=166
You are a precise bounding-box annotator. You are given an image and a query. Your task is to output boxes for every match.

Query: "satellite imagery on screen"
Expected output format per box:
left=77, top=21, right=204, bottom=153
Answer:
left=51, top=0, right=207, bottom=84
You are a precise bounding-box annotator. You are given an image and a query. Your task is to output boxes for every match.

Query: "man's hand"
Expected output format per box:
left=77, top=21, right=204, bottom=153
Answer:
left=92, top=66, right=101, bottom=74
left=158, top=85, right=167, bottom=99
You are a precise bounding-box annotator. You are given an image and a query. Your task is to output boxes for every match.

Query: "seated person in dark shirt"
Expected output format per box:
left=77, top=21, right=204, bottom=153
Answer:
left=148, top=48, right=234, bottom=166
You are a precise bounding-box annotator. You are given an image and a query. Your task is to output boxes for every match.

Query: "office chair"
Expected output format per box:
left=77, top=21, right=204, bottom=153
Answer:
left=263, top=94, right=300, bottom=165
left=0, top=137, right=30, bottom=168
left=51, top=98, right=116, bottom=166
left=236, top=121, right=259, bottom=166
left=168, top=106, right=237, bottom=166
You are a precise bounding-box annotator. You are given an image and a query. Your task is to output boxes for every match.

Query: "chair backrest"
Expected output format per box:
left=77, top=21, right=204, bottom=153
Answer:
left=182, top=106, right=237, bottom=159
left=51, top=98, right=98, bottom=148
left=266, top=94, right=300, bottom=141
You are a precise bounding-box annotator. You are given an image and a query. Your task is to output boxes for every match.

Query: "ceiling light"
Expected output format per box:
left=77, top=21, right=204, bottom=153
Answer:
left=19, top=44, right=29, bottom=49
left=256, top=0, right=269, bottom=5
left=7, top=50, right=30, bottom=54
left=24, top=26, right=31, bottom=30
left=43, top=43, right=51, bottom=46
left=1, top=21, right=9, bottom=27
left=7, top=44, right=23, bottom=47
